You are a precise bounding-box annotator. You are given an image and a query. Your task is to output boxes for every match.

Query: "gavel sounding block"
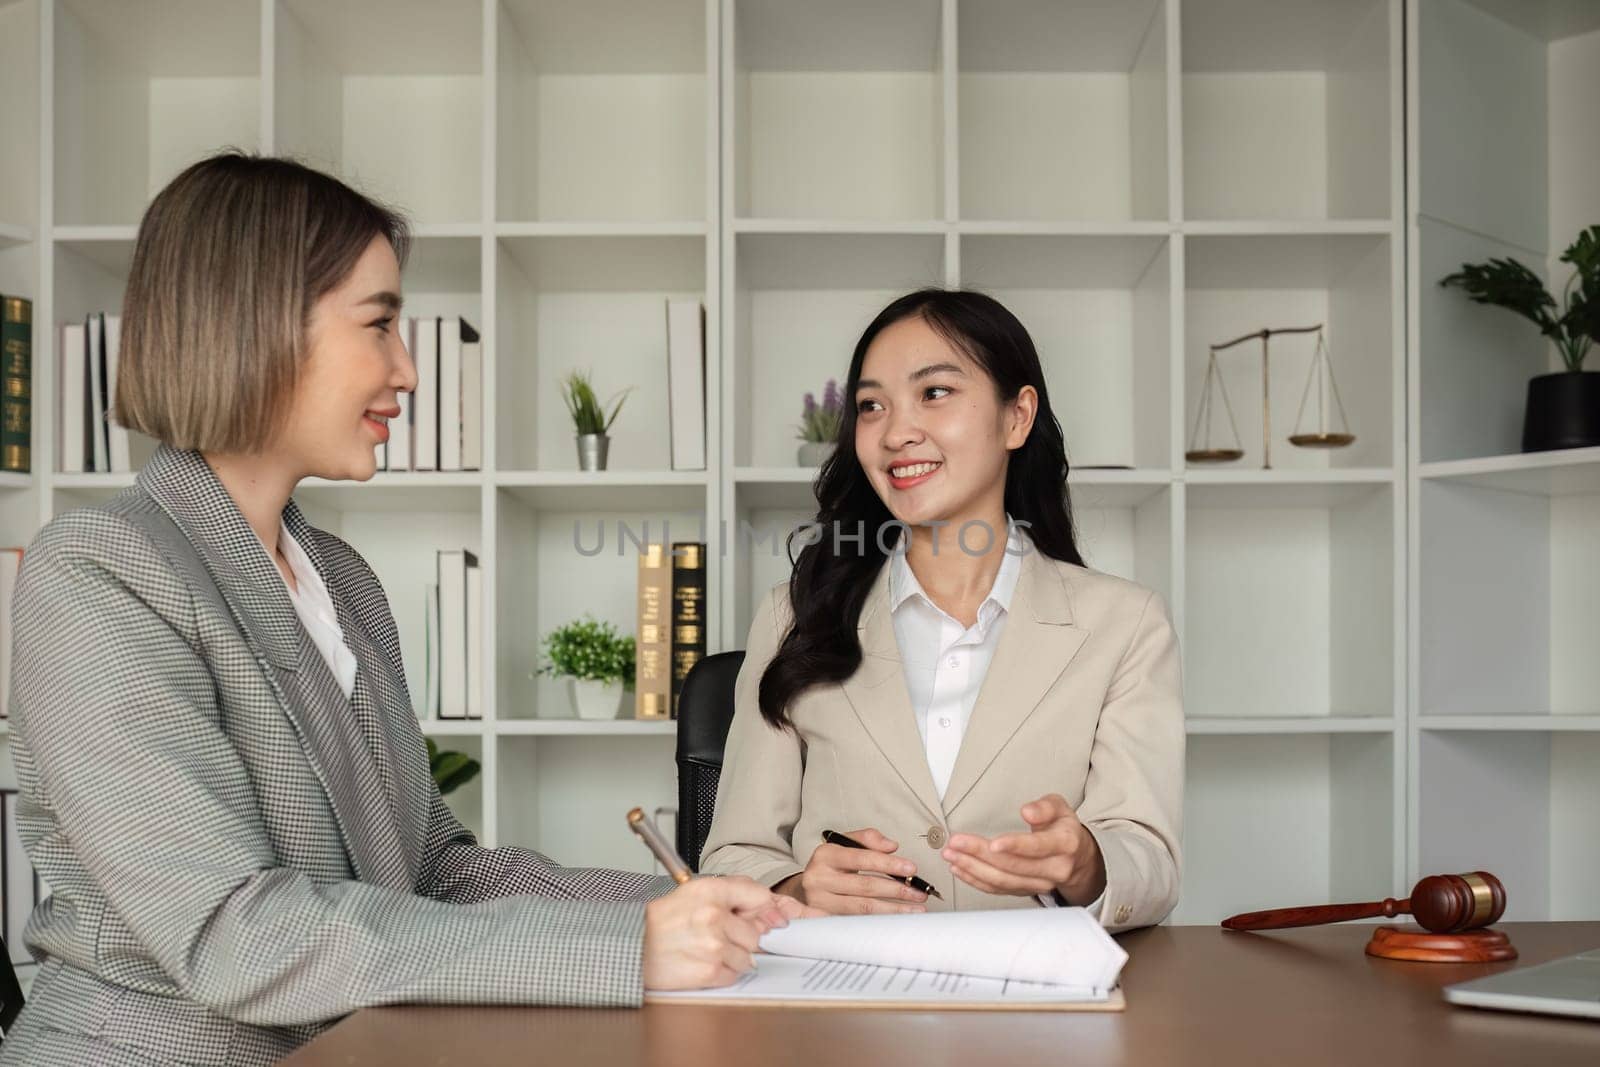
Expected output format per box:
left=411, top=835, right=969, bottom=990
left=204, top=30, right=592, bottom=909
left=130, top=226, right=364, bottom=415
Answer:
left=1365, top=926, right=1518, bottom=963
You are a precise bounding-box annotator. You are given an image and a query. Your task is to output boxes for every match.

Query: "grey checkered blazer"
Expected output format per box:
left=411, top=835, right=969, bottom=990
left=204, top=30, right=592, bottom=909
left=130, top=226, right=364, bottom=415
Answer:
left=1, top=445, right=673, bottom=1065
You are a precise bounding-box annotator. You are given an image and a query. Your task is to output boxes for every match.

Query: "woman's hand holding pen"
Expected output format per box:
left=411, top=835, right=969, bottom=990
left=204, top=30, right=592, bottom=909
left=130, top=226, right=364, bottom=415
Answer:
left=942, top=794, right=1107, bottom=902
left=642, top=876, right=794, bottom=990
left=775, top=827, right=929, bottom=915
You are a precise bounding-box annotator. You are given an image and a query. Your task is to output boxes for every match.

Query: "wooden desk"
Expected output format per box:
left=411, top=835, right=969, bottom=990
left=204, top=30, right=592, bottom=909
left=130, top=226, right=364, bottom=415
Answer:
left=283, top=922, right=1600, bottom=1066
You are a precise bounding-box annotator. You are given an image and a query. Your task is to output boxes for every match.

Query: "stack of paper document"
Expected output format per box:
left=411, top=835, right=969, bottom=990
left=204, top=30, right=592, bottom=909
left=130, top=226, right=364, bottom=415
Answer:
left=650, top=908, right=1128, bottom=1010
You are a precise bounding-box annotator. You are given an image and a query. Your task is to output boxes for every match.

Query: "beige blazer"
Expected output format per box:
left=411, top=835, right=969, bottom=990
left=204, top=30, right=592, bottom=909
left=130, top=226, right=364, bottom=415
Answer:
left=699, top=546, right=1184, bottom=932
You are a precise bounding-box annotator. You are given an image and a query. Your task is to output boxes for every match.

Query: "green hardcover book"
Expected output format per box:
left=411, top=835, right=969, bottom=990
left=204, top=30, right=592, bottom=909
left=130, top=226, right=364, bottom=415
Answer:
left=1, top=296, right=31, bottom=474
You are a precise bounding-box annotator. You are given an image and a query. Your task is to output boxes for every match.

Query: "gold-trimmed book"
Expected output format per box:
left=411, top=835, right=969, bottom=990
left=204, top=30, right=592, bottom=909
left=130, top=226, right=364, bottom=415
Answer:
left=636, top=543, right=672, bottom=720
left=670, top=541, right=707, bottom=718
left=1, top=296, right=31, bottom=473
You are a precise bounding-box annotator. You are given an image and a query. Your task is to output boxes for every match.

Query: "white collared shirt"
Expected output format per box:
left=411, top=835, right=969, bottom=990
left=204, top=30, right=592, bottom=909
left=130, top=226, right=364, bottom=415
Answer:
left=276, top=519, right=358, bottom=700
left=887, top=515, right=1101, bottom=915
left=888, top=518, right=1025, bottom=799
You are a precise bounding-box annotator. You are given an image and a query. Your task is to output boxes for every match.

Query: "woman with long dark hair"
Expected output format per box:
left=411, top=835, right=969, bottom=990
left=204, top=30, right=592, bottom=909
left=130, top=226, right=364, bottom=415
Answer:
left=700, top=289, right=1183, bottom=929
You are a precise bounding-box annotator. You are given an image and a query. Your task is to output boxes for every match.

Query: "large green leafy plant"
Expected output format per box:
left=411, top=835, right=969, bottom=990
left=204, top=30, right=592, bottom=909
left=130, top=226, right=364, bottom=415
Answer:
left=537, top=615, right=636, bottom=684
left=1440, top=224, right=1600, bottom=371
left=426, top=737, right=480, bottom=796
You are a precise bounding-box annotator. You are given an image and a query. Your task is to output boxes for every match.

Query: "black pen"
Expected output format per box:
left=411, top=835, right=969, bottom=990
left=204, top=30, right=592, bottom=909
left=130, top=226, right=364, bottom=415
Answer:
left=821, top=829, right=944, bottom=901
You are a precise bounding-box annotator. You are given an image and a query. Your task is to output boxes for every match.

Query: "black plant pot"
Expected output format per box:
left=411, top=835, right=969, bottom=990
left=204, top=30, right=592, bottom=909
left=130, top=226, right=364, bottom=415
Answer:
left=1522, top=371, right=1600, bottom=452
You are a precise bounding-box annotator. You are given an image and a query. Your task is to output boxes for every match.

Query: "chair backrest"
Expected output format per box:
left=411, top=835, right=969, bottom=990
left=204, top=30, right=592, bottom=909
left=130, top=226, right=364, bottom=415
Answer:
left=674, top=650, right=745, bottom=872
left=0, top=937, right=24, bottom=1041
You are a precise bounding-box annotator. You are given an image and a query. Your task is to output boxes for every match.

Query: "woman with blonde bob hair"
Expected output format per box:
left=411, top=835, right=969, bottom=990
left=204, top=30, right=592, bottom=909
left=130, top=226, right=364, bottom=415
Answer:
left=1, top=153, right=802, bottom=1066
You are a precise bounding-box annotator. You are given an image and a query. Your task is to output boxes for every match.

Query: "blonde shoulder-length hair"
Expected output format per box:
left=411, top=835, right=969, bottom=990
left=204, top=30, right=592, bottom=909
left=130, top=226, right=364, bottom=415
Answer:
left=114, top=151, right=411, bottom=454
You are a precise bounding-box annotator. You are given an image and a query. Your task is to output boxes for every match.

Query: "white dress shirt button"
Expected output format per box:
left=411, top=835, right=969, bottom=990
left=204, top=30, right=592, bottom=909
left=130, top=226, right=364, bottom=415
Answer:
left=947, top=655, right=959, bottom=668
left=939, top=717, right=951, bottom=728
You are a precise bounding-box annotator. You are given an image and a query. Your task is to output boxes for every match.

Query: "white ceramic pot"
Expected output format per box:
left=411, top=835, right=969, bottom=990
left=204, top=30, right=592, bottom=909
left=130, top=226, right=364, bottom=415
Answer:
left=797, top=440, right=835, bottom=466
left=570, top=677, right=625, bottom=720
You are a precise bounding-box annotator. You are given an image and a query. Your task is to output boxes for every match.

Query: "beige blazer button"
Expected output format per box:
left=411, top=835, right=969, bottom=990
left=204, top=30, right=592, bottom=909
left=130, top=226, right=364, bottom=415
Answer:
left=1114, top=904, right=1132, bottom=924
left=925, top=826, right=947, bottom=849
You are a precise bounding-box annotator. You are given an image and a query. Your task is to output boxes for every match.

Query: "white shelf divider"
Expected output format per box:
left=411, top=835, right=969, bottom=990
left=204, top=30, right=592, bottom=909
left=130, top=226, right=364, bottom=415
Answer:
left=1418, top=715, right=1600, bottom=733
left=1419, top=446, right=1600, bottom=496
left=1186, top=716, right=1398, bottom=735
left=421, top=719, right=488, bottom=737
left=496, top=719, right=677, bottom=737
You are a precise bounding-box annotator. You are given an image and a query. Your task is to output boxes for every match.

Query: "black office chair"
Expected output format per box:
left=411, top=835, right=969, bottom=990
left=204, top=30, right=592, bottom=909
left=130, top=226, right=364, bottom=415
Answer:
left=674, top=651, right=745, bottom=872
left=0, top=936, right=24, bottom=1041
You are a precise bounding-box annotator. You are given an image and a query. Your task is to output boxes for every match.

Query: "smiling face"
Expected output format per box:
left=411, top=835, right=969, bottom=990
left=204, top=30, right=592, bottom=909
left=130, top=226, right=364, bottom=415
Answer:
left=275, top=235, right=416, bottom=481
left=853, top=314, right=1036, bottom=534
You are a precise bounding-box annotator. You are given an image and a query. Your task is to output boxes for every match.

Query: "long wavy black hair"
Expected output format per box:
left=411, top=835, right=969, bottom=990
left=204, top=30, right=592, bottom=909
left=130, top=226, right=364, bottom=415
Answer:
left=757, top=288, right=1085, bottom=729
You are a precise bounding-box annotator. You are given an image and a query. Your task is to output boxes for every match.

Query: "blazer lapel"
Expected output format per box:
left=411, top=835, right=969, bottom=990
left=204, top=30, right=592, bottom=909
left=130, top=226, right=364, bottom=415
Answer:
left=941, top=547, right=1089, bottom=815
left=137, top=445, right=408, bottom=887
left=839, top=562, right=947, bottom=825
left=286, top=502, right=431, bottom=878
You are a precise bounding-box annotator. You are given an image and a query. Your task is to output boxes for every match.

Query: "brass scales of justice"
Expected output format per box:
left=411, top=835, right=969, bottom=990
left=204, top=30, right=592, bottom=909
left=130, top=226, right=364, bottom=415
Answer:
left=1186, top=324, right=1355, bottom=469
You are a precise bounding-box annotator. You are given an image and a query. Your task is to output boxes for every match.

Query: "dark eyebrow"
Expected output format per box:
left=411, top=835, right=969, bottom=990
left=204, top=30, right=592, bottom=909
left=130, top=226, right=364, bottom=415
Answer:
left=359, top=291, right=403, bottom=312
left=855, top=362, right=967, bottom=392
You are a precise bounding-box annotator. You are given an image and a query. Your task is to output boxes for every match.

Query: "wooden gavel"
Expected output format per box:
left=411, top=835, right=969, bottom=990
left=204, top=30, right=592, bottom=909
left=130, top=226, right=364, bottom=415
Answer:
left=1222, top=871, right=1507, bottom=934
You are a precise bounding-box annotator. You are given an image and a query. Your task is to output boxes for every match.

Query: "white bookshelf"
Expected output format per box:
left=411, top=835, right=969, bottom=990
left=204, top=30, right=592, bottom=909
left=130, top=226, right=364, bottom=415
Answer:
left=1408, top=0, right=1600, bottom=920
left=719, top=0, right=1407, bottom=926
left=42, top=0, right=1600, bottom=927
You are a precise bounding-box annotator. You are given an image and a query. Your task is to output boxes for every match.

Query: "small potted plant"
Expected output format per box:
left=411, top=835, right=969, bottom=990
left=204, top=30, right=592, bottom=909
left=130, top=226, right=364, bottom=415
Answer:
left=796, top=378, right=843, bottom=466
left=537, top=615, right=636, bottom=720
left=426, top=737, right=481, bottom=796
left=560, top=370, right=633, bottom=471
left=1441, top=224, right=1600, bottom=451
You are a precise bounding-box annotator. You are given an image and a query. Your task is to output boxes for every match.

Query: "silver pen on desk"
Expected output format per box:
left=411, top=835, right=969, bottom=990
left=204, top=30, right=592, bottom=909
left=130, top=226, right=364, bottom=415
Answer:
left=627, top=806, right=693, bottom=884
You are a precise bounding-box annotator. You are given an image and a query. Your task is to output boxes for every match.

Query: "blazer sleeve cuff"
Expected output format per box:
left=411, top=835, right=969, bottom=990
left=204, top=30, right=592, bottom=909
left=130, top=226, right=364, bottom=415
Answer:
left=750, top=859, right=805, bottom=892
left=1086, top=825, right=1176, bottom=933
left=700, top=850, right=803, bottom=894
left=1039, top=888, right=1104, bottom=918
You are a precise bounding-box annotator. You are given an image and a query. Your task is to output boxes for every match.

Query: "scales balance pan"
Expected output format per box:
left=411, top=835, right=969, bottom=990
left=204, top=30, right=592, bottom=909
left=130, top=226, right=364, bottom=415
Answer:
left=1187, top=324, right=1356, bottom=468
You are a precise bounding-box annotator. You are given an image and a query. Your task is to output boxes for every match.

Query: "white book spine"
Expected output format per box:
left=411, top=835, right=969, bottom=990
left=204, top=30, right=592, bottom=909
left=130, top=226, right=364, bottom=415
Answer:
left=437, top=549, right=467, bottom=718
left=59, top=323, right=86, bottom=473
left=465, top=554, right=482, bottom=719
left=392, top=392, right=414, bottom=473
left=0, top=550, right=21, bottom=720
left=389, top=318, right=414, bottom=472
left=439, top=317, right=463, bottom=472
left=87, top=314, right=108, bottom=472
left=423, top=582, right=440, bottom=719
left=666, top=299, right=706, bottom=470
left=4, top=791, right=35, bottom=964
left=414, top=317, right=439, bottom=471
left=104, top=314, right=130, bottom=472
left=461, top=329, right=482, bottom=472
